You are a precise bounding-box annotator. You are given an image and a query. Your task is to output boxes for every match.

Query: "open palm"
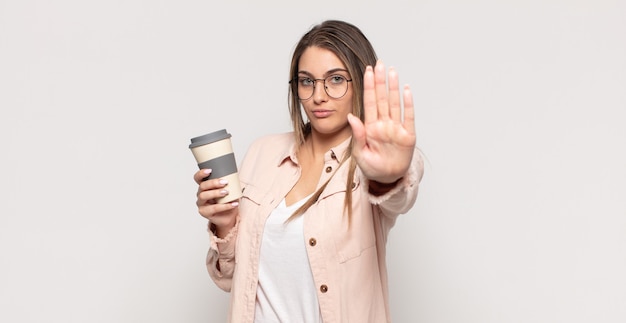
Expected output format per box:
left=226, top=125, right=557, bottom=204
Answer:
left=347, top=60, right=416, bottom=184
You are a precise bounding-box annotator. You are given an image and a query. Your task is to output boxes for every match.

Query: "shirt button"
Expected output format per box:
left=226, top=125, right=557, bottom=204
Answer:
left=325, top=166, right=332, bottom=173
left=330, top=151, right=336, bottom=159
left=320, top=284, right=328, bottom=293
left=309, top=238, right=317, bottom=246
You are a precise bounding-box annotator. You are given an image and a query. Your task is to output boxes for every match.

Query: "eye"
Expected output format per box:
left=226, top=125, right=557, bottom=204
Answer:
left=298, top=77, right=314, bottom=86
left=328, top=75, right=346, bottom=84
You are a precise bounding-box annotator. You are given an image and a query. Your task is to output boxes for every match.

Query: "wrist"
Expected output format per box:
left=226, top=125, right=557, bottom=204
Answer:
left=368, top=177, right=402, bottom=196
left=210, top=218, right=237, bottom=239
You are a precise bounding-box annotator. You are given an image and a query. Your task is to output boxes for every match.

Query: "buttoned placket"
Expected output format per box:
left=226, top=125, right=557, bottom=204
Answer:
left=303, top=147, right=343, bottom=321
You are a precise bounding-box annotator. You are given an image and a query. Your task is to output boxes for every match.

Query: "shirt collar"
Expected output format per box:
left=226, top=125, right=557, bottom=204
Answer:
left=327, top=136, right=352, bottom=164
left=277, top=135, right=352, bottom=167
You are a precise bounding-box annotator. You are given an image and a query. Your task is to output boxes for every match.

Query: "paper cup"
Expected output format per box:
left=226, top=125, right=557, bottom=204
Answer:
left=189, top=129, right=242, bottom=203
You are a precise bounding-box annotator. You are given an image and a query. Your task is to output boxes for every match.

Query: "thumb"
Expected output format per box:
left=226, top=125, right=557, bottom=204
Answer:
left=347, top=113, right=366, bottom=150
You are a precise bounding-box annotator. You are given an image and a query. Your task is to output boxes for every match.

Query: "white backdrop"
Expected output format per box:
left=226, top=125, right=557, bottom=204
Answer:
left=1, top=1, right=625, bottom=322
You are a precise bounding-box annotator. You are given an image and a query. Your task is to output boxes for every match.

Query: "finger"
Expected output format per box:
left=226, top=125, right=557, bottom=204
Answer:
left=375, top=60, right=390, bottom=121
left=347, top=113, right=366, bottom=156
left=198, top=177, right=230, bottom=193
left=402, top=85, right=416, bottom=135
left=363, top=65, right=376, bottom=125
left=198, top=201, right=239, bottom=220
left=196, top=187, right=230, bottom=206
left=194, top=169, right=212, bottom=184
left=388, top=67, right=401, bottom=122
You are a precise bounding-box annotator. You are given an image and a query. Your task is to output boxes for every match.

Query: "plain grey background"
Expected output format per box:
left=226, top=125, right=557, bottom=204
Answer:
left=1, top=1, right=625, bottom=322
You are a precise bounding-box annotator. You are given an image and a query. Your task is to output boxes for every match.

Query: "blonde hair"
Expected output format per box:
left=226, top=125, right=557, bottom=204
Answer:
left=287, top=20, right=378, bottom=222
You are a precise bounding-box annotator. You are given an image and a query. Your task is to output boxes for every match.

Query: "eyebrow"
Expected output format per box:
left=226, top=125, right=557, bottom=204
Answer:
left=297, top=68, right=350, bottom=78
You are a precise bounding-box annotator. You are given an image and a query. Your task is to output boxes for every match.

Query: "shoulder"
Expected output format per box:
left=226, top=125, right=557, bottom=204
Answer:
left=239, top=132, right=295, bottom=183
left=241, top=132, right=295, bottom=166
left=248, top=132, right=295, bottom=152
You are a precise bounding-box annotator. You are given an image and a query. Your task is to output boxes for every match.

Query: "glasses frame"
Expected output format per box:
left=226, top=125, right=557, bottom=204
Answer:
left=290, top=75, right=353, bottom=100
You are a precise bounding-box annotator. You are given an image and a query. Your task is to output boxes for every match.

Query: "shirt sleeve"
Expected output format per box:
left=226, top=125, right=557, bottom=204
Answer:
left=367, top=148, right=425, bottom=216
left=205, top=216, right=240, bottom=292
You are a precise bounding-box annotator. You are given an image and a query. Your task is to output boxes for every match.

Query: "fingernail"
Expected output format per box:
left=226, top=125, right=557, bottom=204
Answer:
left=220, top=190, right=228, bottom=196
left=219, top=179, right=228, bottom=185
left=203, top=169, right=212, bottom=174
left=231, top=201, right=239, bottom=207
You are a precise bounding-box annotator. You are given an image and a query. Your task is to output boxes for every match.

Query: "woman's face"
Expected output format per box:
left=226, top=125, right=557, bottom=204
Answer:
left=297, top=46, right=354, bottom=140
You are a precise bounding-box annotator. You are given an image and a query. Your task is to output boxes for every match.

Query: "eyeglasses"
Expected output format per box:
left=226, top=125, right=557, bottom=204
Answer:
left=290, top=75, right=353, bottom=100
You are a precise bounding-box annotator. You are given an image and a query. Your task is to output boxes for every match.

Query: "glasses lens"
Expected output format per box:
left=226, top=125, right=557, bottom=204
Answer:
left=297, top=77, right=314, bottom=100
left=295, top=75, right=349, bottom=100
left=325, top=75, right=348, bottom=99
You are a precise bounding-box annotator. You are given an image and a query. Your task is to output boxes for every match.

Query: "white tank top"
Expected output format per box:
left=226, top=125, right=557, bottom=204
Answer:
left=254, top=196, right=322, bottom=323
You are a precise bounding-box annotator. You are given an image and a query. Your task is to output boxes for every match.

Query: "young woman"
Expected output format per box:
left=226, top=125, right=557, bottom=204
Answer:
left=194, top=20, right=424, bottom=323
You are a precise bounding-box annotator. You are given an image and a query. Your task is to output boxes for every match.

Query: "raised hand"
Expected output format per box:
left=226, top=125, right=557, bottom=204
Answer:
left=347, top=60, right=416, bottom=184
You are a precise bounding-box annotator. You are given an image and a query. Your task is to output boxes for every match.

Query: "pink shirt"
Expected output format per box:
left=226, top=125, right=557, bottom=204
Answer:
left=206, top=133, right=424, bottom=323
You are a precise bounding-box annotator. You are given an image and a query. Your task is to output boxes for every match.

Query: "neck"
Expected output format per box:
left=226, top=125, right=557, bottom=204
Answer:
left=303, top=127, right=352, bottom=157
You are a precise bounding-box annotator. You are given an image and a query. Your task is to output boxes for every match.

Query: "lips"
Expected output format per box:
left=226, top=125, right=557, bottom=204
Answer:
left=311, top=109, right=333, bottom=118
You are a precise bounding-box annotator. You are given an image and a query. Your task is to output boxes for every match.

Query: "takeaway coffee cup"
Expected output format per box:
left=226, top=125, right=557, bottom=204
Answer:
left=189, top=129, right=242, bottom=203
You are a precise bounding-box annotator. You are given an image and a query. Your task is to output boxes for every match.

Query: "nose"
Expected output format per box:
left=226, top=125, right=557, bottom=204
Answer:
left=312, top=81, right=328, bottom=103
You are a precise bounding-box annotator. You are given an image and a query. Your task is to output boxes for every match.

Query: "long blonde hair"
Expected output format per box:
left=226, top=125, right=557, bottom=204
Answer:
left=287, top=20, right=378, bottom=222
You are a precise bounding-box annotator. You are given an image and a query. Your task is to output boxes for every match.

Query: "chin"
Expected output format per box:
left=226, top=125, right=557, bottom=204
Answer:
left=311, top=123, right=351, bottom=137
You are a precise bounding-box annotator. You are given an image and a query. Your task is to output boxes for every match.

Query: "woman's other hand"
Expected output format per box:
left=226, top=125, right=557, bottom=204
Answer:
left=194, top=169, right=239, bottom=238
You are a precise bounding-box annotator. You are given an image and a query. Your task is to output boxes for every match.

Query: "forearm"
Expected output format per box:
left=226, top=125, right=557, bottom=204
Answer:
left=206, top=217, right=239, bottom=292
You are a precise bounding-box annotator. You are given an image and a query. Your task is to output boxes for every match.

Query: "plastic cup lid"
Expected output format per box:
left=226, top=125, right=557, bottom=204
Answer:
left=189, top=129, right=231, bottom=149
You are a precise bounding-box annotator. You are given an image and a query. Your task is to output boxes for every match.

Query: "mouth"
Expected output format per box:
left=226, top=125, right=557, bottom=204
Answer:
left=311, top=109, right=334, bottom=118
